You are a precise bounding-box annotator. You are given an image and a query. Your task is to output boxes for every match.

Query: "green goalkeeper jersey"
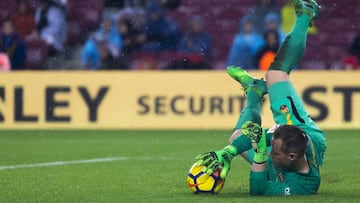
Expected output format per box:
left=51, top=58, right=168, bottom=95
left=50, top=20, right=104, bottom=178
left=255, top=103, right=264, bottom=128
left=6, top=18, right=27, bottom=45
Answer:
left=249, top=129, right=326, bottom=195
left=246, top=80, right=326, bottom=195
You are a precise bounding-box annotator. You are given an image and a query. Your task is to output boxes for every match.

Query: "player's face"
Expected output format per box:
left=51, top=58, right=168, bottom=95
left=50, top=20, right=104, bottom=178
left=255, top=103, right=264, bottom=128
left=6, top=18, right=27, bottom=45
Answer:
left=269, top=138, right=291, bottom=168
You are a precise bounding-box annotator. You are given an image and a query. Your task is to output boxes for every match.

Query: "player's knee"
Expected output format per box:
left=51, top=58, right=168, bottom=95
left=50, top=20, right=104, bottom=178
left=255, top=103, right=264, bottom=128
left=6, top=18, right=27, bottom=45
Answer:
left=228, top=129, right=242, bottom=144
left=265, top=71, right=274, bottom=87
left=265, top=70, right=289, bottom=87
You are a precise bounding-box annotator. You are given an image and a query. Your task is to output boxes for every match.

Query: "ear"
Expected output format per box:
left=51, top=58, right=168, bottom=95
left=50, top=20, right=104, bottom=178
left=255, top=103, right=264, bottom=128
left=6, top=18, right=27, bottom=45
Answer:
left=288, top=152, right=297, bottom=161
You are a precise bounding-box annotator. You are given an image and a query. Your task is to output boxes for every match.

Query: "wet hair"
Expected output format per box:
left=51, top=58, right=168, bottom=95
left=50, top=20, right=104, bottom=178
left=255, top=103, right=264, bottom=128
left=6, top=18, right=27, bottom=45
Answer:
left=273, top=125, right=308, bottom=156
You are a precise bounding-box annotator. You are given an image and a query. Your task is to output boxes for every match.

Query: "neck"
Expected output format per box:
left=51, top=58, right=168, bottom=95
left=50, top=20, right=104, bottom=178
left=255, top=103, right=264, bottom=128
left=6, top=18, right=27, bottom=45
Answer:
left=294, top=156, right=309, bottom=173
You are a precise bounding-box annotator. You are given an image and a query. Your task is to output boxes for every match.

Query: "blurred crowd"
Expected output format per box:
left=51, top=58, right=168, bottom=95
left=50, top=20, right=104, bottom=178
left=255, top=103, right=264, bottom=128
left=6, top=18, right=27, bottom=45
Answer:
left=0, top=0, right=359, bottom=71
left=81, top=0, right=212, bottom=70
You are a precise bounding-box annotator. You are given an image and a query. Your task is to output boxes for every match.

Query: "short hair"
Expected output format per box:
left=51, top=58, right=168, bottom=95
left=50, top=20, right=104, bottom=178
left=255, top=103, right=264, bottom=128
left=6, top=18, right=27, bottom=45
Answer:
left=273, top=125, right=308, bottom=156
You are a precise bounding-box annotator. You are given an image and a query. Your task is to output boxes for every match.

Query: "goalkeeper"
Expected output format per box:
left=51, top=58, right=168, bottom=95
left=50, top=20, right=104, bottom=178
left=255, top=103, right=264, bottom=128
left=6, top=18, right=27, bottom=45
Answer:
left=196, top=0, right=326, bottom=195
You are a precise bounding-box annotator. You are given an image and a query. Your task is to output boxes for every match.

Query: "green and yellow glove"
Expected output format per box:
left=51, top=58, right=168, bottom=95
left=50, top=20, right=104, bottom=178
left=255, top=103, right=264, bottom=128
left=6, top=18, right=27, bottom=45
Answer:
left=241, top=121, right=268, bottom=164
left=195, top=145, right=237, bottom=179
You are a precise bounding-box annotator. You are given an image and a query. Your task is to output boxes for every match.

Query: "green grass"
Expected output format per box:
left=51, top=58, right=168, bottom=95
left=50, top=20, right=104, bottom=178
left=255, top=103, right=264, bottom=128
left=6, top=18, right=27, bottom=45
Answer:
left=0, top=129, right=359, bottom=202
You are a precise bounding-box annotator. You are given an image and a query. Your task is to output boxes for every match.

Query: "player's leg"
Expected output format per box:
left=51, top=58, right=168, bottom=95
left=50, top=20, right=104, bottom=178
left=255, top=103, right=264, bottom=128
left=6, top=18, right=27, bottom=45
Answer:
left=226, top=66, right=269, bottom=162
left=265, top=0, right=325, bottom=139
left=266, top=0, right=320, bottom=86
left=227, top=66, right=267, bottom=142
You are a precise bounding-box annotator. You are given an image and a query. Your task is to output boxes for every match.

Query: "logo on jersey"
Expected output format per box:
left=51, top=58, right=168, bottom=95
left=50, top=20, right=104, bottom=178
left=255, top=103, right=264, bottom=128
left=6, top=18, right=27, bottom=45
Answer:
left=280, top=105, right=293, bottom=125
left=280, top=105, right=289, bottom=114
left=284, top=187, right=291, bottom=195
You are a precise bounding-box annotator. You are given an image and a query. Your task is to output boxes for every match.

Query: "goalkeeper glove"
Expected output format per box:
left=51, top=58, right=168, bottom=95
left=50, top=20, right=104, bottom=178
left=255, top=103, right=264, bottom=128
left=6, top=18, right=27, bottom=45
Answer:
left=195, top=145, right=237, bottom=179
left=241, top=121, right=268, bottom=164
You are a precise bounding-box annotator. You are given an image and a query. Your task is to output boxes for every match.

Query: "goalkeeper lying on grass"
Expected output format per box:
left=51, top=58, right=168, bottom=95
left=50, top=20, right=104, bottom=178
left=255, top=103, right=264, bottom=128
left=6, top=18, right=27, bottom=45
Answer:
left=196, top=0, right=326, bottom=195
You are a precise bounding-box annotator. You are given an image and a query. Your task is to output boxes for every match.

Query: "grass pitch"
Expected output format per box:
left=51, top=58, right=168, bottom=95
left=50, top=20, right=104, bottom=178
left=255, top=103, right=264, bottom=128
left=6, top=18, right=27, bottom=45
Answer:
left=0, top=129, right=359, bottom=202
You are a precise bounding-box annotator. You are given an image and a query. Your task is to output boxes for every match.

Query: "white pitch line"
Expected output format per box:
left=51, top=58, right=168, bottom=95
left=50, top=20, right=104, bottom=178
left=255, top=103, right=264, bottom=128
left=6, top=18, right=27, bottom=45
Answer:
left=0, top=156, right=172, bottom=171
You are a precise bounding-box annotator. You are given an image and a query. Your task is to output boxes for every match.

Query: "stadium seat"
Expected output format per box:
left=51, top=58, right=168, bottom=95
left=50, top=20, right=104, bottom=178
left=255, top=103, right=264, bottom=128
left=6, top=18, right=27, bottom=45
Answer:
left=300, top=60, right=327, bottom=70
left=25, top=39, right=49, bottom=70
left=130, top=51, right=158, bottom=70
left=66, top=0, right=105, bottom=45
left=0, top=0, right=16, bottom=25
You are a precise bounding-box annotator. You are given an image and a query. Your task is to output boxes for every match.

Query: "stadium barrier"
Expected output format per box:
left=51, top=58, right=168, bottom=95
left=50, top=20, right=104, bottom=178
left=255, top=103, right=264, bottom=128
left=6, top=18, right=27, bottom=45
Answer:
left=0, top=71, right=359, bottom=129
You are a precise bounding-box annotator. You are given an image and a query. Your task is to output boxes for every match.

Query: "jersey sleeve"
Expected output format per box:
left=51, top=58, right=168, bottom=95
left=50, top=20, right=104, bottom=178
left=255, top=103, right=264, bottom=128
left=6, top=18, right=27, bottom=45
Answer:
left=250, top=171, right=290, bottom=195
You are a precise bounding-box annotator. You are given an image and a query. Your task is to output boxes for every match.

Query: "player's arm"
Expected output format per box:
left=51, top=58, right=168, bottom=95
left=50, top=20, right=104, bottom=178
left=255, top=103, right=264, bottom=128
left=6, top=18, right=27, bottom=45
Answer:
left=250, top=171, right=289, bottom=195
left=250, top=164, right=306, bottom=196
left=249, top=163, right=267, bottom=195
left=250, top=172, right=319, bottom=195
left=195, top=123, right=271, bottom=179
left=195, top=123, right=264, bottom=179
left=241, top=121, right=272, bottom=195
left=250, top=172, right=293, bottom=195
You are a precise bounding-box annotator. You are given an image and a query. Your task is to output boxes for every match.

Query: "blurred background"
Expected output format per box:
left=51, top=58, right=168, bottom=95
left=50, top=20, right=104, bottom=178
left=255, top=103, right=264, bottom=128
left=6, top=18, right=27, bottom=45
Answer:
left=0, top=2, right=359, bottom=200
left=0, top=0, right=359, bottom=71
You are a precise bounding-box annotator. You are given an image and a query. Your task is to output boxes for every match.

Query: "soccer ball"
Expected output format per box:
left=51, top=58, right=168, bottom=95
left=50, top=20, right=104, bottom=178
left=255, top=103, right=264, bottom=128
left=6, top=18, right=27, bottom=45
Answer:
left=186, top=163, right=225, bottom=194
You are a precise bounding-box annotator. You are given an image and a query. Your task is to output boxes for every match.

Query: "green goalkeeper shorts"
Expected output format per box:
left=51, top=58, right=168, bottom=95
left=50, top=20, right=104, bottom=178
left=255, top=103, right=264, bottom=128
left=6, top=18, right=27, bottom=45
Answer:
left=268, top=81, right=320, bottom=133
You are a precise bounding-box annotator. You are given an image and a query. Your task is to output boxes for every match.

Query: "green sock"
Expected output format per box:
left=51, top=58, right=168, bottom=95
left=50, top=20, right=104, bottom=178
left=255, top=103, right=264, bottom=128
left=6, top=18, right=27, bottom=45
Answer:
left=269, top=13, right=311, bottom=74
left=231, top=91, right=262, bottom=154
left=234, top=91, right=262, bottom=129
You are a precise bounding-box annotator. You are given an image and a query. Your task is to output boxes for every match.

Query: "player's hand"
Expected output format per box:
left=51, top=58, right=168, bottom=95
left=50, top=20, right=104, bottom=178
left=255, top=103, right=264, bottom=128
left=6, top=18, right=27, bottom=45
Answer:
left=195, top=145, right=237, bottom=179
left=241, top=121, right=268, bottom=163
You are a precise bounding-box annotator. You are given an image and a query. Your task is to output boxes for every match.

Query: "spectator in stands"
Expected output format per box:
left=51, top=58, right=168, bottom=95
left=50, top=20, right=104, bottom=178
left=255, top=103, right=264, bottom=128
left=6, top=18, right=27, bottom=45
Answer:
left=33, top=0, right=66, bottom=56
left=171, top=15, right=212, bottom=70
left=98, top=40, right=129, bottom=70
left=280, top=1, right=294, bottom=34
left=11, top=0, right=36, bottom=39
left=82, top=32, right=124, bottom=70
left=82, top=33, right=105, bottom=70
left=341, top=33, right=360, bottom=70
left=106, top=0, right=148, bottom=8
left=81, top=13, right=125, bottom=70
left=350, top=32, right=360, bottom=63
left=105, top=0, right=180, bottom=10
left=254, top=29, right=280, bottom=71
left=281, top=1, right=317, bottom=35
left=105, top=0, right=124, bottom=8
left=128, top=8, right=147, bottom=35
left=95, top=14, right=122, bottom=51
left=264, top=12, right=286, bottom=43
left=227, top=16, right=264, bottom=70
left=124, top=0, right=147, bottom=8
left=158, top=0, right=180, bottom=10
left=0, top=53, right=11, bottom=71
left=117, top=16, right=146, bottom=56
left=142, top=2, right=181, bottom=51
left=106, top=0, right=179, bottom=9
left=247, top=0, right=280, bottom=34
left=0, top=20, right=26, bottom=70
left=54, top=0, right=67, bottom=8
left=343, top=55, right=359, bottom=70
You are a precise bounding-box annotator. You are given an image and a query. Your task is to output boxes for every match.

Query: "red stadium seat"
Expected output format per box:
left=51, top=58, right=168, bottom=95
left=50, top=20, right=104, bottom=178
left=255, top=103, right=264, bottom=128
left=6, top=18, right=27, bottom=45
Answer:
left=66, top=0, right=105, bottom=45
left=0, top=0, right=16, bottom=25
left=25, top=39, right=49, bottom=70
left=129, top=51, right=158, bottom=70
